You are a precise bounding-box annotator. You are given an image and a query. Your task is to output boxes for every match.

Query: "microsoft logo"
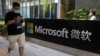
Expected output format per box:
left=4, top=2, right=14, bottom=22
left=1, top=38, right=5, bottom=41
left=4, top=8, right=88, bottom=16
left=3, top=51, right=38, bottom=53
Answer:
left=26, top=23, right=34, bottom=34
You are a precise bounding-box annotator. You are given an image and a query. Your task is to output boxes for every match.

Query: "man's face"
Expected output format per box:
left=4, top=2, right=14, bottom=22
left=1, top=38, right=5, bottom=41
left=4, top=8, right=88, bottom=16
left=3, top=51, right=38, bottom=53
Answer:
left=13, top=6, right=20, bottom=13
left=13, top=6, right=20, bottom=11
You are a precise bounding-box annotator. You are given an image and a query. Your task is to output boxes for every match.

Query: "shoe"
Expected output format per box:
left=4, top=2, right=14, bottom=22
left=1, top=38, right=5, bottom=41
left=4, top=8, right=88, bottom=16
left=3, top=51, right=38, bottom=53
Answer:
left=7, top=53, right=10, bottom=56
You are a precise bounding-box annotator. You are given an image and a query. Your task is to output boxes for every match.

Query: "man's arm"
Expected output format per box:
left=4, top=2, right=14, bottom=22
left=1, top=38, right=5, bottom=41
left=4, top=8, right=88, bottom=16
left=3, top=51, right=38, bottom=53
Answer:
left=5, top=12, right=22, bottom=25
left=6, top=16, right=22, bottom=25
left=6, top=20, right=16, bottom=25
left=5, top=12, right=16, bottom=25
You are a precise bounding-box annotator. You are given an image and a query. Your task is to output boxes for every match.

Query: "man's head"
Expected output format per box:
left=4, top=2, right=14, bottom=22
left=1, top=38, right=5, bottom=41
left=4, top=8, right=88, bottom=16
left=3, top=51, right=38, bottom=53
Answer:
left=89, top=11, right=96, bottom=16
left=12, top=2, right=20, bottom=13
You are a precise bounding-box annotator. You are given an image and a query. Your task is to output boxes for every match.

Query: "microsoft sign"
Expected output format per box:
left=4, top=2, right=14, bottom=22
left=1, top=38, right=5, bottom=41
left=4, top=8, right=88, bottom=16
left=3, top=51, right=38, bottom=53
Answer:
left=25, top=19, right=100, bottom=54
left=35, top=26, right=69, bottom=38
left=26, top=23, right=92, bottom=42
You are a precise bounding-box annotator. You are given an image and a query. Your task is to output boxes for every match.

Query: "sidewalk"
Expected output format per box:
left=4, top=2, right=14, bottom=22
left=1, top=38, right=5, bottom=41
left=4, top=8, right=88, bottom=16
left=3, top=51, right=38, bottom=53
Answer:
left=0, top=36, right=73, bottom=56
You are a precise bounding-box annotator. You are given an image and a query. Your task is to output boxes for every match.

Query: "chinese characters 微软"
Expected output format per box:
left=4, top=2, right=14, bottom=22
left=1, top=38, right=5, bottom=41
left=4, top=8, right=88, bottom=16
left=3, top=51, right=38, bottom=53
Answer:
left=71, top=29, right=92, bottom=42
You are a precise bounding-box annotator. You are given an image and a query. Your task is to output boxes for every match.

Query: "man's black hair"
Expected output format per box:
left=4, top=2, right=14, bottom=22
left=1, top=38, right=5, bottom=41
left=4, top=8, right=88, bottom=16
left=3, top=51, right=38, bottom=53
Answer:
left=12, top=2, right=20, bottom=7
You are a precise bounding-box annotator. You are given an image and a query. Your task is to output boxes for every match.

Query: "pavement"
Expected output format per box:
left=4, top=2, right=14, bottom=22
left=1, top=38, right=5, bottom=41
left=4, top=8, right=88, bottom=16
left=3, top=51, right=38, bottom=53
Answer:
left=0, top=36, right=73, bottom=56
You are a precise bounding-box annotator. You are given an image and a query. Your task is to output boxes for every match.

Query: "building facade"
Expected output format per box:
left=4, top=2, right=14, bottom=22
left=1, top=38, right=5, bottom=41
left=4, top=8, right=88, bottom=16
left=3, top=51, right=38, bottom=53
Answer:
left=0, top=0, right=100, bottom=19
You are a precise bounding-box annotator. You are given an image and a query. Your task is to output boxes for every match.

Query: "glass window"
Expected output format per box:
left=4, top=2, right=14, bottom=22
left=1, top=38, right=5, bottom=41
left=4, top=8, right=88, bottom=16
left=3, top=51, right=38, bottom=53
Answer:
left=2, top=0, right=58, bottom=19
left=39, top=3, right=43, bottom=18
left=66, top=0, right=100, bottom=20
left=51, top=3, right=57, bottom=19
left=75, top=0, right=100, bottom=10
left=28, top=0, right=58, bottom=19
left=44, top=0, right=50, bottom=19
left=0, top=0, right=2, bottom=18
left=34, top=5, right=39, bottom=18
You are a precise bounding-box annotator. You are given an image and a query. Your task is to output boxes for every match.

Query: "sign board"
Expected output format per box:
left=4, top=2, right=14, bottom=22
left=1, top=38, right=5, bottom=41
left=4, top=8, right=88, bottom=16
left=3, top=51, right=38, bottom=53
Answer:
left=25, top=19, right=100, bottom=54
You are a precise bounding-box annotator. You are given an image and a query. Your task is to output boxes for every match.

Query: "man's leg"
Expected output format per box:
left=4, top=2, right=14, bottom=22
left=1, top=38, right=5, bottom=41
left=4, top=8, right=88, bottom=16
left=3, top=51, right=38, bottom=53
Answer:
left=18, top=33, right=25, bottom=56
left=8, top=48, right=12, bottom=53
left=8, top=35, right=17, bottom=54
left=0, top=49, right=6, bottom=56
left=19, top=47, right=24, bottom=56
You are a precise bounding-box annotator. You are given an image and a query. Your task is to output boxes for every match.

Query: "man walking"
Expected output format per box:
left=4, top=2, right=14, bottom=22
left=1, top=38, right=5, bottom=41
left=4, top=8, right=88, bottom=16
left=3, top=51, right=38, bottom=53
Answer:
left=5, top=2, right=25, bottom=56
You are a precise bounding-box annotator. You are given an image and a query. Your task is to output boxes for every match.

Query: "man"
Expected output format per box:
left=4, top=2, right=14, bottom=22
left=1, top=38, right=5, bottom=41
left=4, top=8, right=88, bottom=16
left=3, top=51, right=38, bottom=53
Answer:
left=5, top=2, right=25, bottom=56
left=89, top=11, right=97, bottom=20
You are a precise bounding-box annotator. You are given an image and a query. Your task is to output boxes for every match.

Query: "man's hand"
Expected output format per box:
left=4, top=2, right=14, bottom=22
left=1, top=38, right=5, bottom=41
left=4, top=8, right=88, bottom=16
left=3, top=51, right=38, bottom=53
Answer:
left=15, top=16, right=23, bottom=21
left=6, top=16, right=23, bottom=25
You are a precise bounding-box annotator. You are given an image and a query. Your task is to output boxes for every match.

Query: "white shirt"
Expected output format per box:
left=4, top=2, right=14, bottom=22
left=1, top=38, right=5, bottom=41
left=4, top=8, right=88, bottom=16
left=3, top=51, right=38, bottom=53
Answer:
left=90, top=16, right=97, bottom=20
